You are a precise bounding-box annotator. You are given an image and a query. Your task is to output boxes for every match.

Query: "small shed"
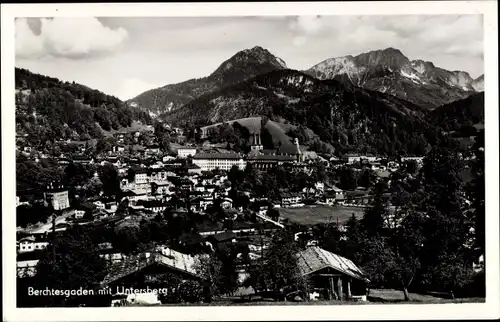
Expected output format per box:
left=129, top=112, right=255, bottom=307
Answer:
left=297, top=246, right=370, bottom=301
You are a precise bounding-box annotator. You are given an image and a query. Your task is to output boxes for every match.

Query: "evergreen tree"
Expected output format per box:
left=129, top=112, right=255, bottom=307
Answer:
left=419, top=146, right=471, bottom=297
left=361, top=181, right=388, bottom=237
left=98, top=164, right=121, bottom=199
left=344, top=214, right=364, bottom=258
left=338, top=167, right=358, bottom=190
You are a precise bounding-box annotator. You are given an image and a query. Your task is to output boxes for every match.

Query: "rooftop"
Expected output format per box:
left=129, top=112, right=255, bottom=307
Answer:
left=100, top=249, right=200, bottom=287
left=246, top=154, right=295, bottom=161
left=296, top=246, right=369, bottom=282
left=193, top=153, right=243, bottom=160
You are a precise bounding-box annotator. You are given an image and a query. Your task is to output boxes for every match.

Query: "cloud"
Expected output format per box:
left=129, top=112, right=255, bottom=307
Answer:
left=289, top=16, right=323, bottom=35
left=292, top=36, right=307, bottom=47
left=16, top=17, right=128, bottom=59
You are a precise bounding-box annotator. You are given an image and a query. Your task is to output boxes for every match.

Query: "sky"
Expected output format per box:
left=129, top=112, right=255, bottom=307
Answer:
left=15, top=15, right=484, bottom=101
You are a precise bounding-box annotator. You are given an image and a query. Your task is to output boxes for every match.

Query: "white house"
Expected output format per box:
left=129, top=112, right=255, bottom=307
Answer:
left=146, top=146, right=160, bottom=154
left=192, top=153, right=246, bottom=172
left=74, top=209, right=86, bottom=219
left=401, top=156, right=424, bottom=164
left=134, top=170, right=149, bottom=184
left=361, top=156, right=379, bottom=163
left=94, top=201, right=105, bottom=210
left=149, top=169, right=172, bottom=183
left=194, top=184, right=205, bottom=193
left=387, top=161, right=400, bottom=171
left=281, top=192, right=302, bottom=208
left=346, top=155, right=362, bottom=164
left=17, top=260, right=39, bottom=277
left=18, top=236, right=49, bottom=253
left=155, top=182, right=174, bottom=195
left=113, top=146, right=125, bottom=153
left=199, top=198, right=214, bottom=211
left=314, top=182, right=325, bottom=192
left=177, top=148, right=197, bottom=158
left=162, top=155, right=176, bottom=162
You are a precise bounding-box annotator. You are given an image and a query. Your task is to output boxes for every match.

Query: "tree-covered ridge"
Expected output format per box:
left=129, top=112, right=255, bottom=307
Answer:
left=15, top=68, right=152, bottom=146
left=163, top=69, right=439, bottom=156
left=430, top=92, right=484, bottom=132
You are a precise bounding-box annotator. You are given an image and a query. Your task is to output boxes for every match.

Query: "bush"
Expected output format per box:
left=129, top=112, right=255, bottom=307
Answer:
left=161, top=280, right=204, bottom=303
left=456, top=270, right=485, bottom=298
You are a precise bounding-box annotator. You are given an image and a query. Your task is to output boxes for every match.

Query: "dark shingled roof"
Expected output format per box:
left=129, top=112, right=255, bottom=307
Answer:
left=100, top=250, right=199, bottom=287
left=246, top=154, right=295, bottom=161
left=297, top=246, right=370, bottom=282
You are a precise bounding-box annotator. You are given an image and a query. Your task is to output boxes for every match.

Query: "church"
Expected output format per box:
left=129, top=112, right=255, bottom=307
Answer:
left=245, top=133, right=305, bottom=169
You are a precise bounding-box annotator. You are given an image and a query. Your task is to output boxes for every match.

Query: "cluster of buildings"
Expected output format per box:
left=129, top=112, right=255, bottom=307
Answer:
left=16, top=124, right=434, bottom=305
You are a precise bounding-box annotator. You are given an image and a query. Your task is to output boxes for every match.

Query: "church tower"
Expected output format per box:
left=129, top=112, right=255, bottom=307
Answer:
left=251, top=133, right=263, bottom=151
left=294, top=138, right=304, bottom=162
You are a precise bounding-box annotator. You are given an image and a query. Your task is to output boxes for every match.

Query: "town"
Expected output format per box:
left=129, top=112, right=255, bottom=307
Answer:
left=16, top=117, right=485, bottom=307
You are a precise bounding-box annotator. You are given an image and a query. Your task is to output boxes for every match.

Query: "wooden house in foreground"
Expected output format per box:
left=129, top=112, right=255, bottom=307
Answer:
left=297, top=246, right=370, bottom=301
left=99, top=247, right=201, bottom=292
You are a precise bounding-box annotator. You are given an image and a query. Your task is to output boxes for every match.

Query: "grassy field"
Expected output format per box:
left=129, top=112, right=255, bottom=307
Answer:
left=200, top=116, right=334, bottom=151
left=279, top=205, right=365, bottom=226
left=201, top=116, right=295, bottom=146
left=366, top=289, right=476, bottom=303
left=151, top=288, right=485, bottom=306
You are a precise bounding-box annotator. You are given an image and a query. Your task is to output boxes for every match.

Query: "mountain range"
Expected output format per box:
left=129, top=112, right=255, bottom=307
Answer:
left=305, top=47, right=484, bottom=109
left=163, top=68, right=438, bottom=156
left=128, top=46, right=484, bottom=115
left=15, top=45, right=484, bottom=156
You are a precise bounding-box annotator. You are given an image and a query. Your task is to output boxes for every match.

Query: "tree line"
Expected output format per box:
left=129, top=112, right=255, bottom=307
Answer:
left=15, top=68, right=152, bottom=147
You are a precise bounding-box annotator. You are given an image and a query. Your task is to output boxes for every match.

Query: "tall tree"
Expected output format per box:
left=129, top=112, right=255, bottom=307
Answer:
left=342, top=214, right=365, bottom=263
left=255, top=229, right=309, bottom=300
left=98, top=164, right=121, bottom=199
left=419, top=146, right=471, bottom=297
left=361, top=181, right=388, bottom=237
left=193, top=252, right=224, bottom=302
left=338, top=167, right=358, bottom=190
left=32, top=226, right=107, bottom=306
left=390, top=210, right=426, bottom=300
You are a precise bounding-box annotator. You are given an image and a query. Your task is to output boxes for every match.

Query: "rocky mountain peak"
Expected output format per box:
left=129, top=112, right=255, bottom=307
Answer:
left=211, top=46, right=287, bottom=79
left=354, top=47, right=410, bottom=69
left=472, top=74, right=484, bottom=92
left=411, top=60, right=436, bottom=74
left=305, top=47, right=481, bottom=109
left=128, top=46, right=288, bottom=116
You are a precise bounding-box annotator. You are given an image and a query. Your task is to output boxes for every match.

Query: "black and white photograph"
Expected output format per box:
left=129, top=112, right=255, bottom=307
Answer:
left=2, top=2, right=499, bottom=321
